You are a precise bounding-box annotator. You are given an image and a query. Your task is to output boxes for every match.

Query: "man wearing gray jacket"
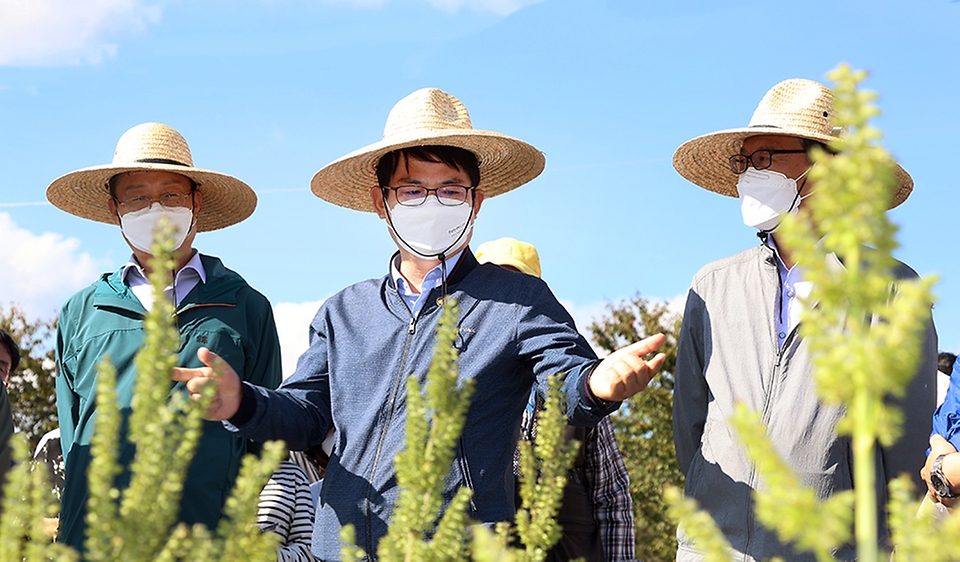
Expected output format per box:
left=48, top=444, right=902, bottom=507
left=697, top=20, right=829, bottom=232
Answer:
left=670, top=79, right=936, bottom=561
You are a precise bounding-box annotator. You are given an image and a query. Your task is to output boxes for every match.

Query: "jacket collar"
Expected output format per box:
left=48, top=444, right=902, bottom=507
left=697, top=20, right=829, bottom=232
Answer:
left=385, top=247, right=479, bottom=291
left=92, top=254, right=244, bottom=315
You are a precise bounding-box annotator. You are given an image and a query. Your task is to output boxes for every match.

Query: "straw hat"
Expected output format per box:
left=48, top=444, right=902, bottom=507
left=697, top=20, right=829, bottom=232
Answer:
left=475, top=237, right=542, bottom=278
left=311, top=88, right=545, bottom=212
left=672, top=78, right=913, bottom=209
left=46, top=122, right=257, bottom=231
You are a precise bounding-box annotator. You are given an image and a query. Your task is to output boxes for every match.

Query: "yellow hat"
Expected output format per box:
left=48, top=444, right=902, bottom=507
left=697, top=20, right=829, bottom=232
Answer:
left=475, top=238, right=541, bottom=278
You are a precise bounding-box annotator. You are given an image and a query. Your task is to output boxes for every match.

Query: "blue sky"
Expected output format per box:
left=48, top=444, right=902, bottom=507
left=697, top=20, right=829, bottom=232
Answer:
left=1, top=0, right=959, bottom=374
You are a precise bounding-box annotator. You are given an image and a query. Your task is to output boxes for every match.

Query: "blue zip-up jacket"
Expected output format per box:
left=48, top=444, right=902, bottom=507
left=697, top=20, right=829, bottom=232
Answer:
left=56, top=254, right=282, bottom=552
left=228, top=249, right=616, bottom=560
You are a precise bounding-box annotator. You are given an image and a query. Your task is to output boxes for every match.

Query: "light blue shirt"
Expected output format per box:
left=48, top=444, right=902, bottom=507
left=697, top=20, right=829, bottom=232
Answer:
left=766, top=237, right=812, bottom=348
left=121, top=250, right=206, bottom=311
left=391, top=250, right=465, bottom=317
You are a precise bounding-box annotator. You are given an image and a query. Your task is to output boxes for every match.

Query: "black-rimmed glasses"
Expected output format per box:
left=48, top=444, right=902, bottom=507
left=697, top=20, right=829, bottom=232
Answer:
left=728, top=149, right=807, bottom=174
left=116, top=191, right=194, bottom=213
left=383, top=185, right=474, bottom=207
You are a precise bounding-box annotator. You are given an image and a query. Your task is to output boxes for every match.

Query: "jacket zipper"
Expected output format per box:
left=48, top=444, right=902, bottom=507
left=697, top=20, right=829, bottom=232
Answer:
left=744, top=323, right=800, bottom=558
left=363, top=308, right=417, bottom=554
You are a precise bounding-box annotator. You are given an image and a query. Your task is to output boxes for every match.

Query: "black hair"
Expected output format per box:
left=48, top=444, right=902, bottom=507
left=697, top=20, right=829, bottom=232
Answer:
left=375, top=146, right=480, bottom=188
left=0, top=329, right=20, bottom=373
left=939, top=352, right=957, bottom=375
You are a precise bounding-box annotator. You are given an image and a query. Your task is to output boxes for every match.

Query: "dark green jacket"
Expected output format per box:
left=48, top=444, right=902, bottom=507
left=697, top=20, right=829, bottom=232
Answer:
left=55, top=254, right=281, bottom=550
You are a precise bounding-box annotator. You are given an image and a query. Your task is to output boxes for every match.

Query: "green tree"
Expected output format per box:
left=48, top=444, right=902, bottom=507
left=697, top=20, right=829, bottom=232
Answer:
left=589, top=295, right=683, bottom=562
left=0, top=305, right=58, bottom=451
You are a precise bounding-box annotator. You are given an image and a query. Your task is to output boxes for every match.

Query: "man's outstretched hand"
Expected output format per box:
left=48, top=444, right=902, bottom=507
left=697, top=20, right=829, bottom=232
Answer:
left=172, top=347, right=243, bottom=421
left=588, top=333, right=667, bottom=402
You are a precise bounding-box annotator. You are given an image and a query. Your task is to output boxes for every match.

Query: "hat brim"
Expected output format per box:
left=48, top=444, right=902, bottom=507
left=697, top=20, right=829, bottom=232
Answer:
left=672, top=126, right=913, bottom=209
left=46, top=163, right=257, bottom=232
left=311, top=129, right=545, bottom=212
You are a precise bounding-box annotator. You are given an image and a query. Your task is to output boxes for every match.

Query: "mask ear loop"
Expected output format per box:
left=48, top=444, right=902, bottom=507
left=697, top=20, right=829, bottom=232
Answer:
left=186, top=183, right=199, bottom=235
left=439, top=190, right=478, bottom=302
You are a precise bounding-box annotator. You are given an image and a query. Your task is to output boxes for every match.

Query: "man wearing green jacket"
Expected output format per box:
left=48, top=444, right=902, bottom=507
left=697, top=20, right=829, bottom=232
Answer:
left=46, top=122, right=282, bottom=551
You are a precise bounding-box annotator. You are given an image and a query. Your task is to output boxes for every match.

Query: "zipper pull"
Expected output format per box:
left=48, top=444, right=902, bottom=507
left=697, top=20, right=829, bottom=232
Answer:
left=408, top=317, right=416, bottom=335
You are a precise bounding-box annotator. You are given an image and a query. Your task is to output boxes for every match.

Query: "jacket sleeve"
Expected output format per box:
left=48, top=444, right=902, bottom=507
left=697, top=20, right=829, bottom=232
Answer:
left=242, top=292, right=283, bottom=392
left=515, top=280, right=611, bottom=426
left=933, top=358, right=960, bottom=448
left=225, top=306, right=333, bottom=451
left=673, top=286, right=709, bottom=476
left=55, top=302, right=80, bottom=462
left=884, top=309, right=937, bottom=491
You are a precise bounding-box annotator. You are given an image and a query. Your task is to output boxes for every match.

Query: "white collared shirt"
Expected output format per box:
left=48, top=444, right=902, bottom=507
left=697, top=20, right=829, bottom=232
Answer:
left=392, top=250, right=465, bottom=317
left=121, top=251, right=207, bottom=311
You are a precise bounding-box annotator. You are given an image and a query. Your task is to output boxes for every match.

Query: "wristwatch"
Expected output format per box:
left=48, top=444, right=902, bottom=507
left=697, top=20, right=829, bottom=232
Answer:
left=930, top=454, right=957, bottom=499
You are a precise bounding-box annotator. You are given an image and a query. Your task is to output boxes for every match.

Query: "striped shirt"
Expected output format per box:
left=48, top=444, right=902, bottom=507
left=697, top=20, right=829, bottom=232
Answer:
left=257, top=461, right=317, bottom=562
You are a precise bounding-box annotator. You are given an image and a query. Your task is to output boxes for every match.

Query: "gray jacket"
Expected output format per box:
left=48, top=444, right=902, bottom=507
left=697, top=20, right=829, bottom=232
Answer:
left=673, top=244, right=936, bottom=562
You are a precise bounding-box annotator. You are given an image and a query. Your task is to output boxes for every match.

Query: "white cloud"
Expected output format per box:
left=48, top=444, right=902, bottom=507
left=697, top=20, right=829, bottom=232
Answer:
left=319, top=0, right=544, bottom=15
left=423, top=0, right=545, bottom=15
left=0, top=0, right=163, bottom=66
left=0, top=212, right=108, bottom=319
left=273, top=299, right=325, bottom=379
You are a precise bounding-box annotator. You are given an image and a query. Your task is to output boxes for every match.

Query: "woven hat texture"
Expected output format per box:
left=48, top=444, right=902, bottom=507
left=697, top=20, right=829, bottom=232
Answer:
left=46, top=122, right=257, bottom=231
left=311, top=88, right=545, bottom=212
left=672, top=78, right=913, bottom=209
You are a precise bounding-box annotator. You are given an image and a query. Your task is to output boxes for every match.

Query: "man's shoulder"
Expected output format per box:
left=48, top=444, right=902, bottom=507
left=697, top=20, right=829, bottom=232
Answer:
left=61, top=270, right=121, bottom=311
left=198, top=254, right=271, bottom=303
left=464, top=262, right=551, bottom=297
left=326, top=276, right=385, bottom=303
left=692, top=245, right=768, bottom=284
left=891, top=256, right=922, bottom=281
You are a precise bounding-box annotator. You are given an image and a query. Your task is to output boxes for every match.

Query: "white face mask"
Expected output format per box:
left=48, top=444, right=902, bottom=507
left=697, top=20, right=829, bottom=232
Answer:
left=387, top=196, right=474, bottom=258
left=736, top=167, right=809, bottom=232
left=120, top=203, right=194, bottom=253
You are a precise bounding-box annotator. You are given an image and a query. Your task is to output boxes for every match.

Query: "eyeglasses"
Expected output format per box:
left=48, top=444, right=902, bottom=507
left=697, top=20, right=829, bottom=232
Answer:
left=383, top=185, right=474, bottom=207
left=728, top=149, right=807, bottom=174
left=116, top=191, right=194, bottom=213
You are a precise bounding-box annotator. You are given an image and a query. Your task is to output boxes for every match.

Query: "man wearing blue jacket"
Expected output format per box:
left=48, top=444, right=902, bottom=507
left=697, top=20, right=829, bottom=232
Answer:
left=46, top=122, right=282, bottom=551
left=176, top=88, right=665, bottom=560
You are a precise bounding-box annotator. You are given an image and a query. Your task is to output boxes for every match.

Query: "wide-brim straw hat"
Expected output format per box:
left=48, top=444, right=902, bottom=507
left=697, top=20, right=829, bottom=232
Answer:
left=311, top=88, right=545, bottom=212
left=672, top=78, right=913, bottom=209
left=46, top=122, right=256, bottom=231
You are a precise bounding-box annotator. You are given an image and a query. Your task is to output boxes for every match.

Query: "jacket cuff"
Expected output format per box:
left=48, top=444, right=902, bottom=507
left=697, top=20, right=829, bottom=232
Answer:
left=227, top=383, right=258, bottom=428
left=584, top=367, right=614, bottom=409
